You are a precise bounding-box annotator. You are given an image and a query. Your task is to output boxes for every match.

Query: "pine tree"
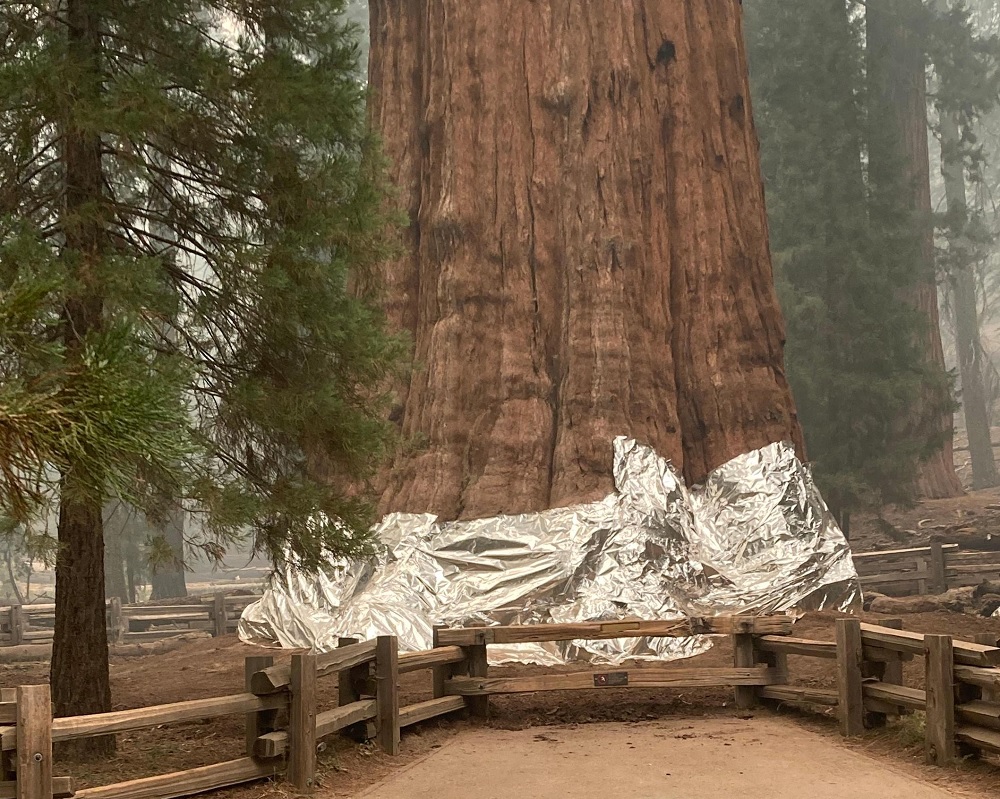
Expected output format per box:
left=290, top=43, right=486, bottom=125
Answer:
left=0, top=0, right=402, bottom=746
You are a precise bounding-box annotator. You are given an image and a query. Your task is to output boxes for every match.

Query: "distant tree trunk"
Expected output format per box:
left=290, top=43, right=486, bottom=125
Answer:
left=940, top=112, right=999, bottom=489
left=51, top=0, right=114, bottom=755
left=103, top=502, right=129, bottom=603
left=149, top=512, right=187, bottom=600
left=145, top=141, right=189, bottom=602
left=866, top=0, right=963, bottom=499
left=124, top=537, right=141, bottom=604
left=370, top=1, right=805, bottom=519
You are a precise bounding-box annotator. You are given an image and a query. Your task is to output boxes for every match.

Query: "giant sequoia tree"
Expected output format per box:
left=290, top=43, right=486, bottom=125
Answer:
left=370, top=1, right=804, bottom=519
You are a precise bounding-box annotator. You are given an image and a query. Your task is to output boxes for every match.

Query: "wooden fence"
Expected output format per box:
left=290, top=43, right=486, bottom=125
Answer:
left=749, top=617, right=1000, bottom=763
left=0, top=615, right=794, bottom=799
left=853, top=542, right=1000, bottom=595
left=0, top=594, right=261, bottom=648
left=5, top=613, right=1000, bottom=799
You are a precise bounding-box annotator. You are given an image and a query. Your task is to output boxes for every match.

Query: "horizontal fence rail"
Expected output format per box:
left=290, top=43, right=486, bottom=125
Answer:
left=0, top=593, right=261, bottom=649
left=8, top=612, right=1000, bottom=799
left=853, top=541, right=1000, bottom=596
left=434, top=615, right=793, bottom=646
left=744, top=616, right=1000, bottom=767
left=1, top=614, right=796, bottom=799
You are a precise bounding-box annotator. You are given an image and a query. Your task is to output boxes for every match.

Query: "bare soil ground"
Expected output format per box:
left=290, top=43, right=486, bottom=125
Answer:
left=358, top=718, right=986, bottom=799
left=5, top=609, right=1000, bottom=798
left=852, top=485, right=1000, bottom=551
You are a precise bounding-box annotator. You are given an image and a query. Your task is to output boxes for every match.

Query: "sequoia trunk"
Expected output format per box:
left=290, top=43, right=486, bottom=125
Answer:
left=370, top=1, right=804, bottom=519
left=866, top=0, right=963, bottom=499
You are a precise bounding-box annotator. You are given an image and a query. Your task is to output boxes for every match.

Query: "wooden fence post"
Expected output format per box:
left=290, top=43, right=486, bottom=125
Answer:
left=733, top=629, right=757, bottom=710
left=212, top=593, right=227, bottom=638
left=16, top=685, right=52, bottom=799
left=459, top=629, right=489, bottom=719
left=375, top=636, right=399, bottom=756
left=338, top=637, right=375, bottom=742
left=288, top=654, right=317, bottom=792
left=835, top=618, right=864, bottom=736
left=925, top=634, right=955, bottom=766
left=975, top=634, right=998, bottom=702
left=431, top=626, right=447, bottom=699
left=245, top=656, right=276, bottom=756
left=930, top=539, right=947, bottom=594
left=9, top=606, right=24, bottom=647
left=878, top=619, right=904, bottom=687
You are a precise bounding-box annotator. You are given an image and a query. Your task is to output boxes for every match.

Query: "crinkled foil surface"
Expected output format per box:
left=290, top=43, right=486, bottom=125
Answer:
left=239, top=438, right=860, bottom=664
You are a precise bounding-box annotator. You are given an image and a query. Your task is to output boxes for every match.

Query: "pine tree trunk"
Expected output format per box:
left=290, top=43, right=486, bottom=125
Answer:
left=53, top=491, right=112, bottom=749
left=866, top=0, right=963, bottom=499
left=149, top=512, right=187, bottom=600
left=51, top=0, right=114, bottom=754
left=102, top=503, right=129, bottom=603
left=370, top=1, right=804, bottom=519
left=940, top=112, right=998, bottom=489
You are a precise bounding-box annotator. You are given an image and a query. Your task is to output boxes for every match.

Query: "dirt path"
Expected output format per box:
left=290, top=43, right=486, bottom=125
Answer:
left=353, top=717, right=984, bottom=799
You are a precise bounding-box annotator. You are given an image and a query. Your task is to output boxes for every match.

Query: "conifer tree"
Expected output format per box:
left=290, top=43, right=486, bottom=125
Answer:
left=0, top=0, right=401, bottom=745
left=745, top=0, right=952, bottom=519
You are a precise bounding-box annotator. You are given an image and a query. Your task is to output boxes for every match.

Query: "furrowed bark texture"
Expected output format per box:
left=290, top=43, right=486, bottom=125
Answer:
left=371, top=1, right=804, bottom=520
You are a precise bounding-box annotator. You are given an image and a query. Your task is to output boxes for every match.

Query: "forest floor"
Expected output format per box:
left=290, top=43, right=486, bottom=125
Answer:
left=6, top=610, right=1000, bottom=797
left=851, top=484, right=1000, bottom=552
left=357, top=718, right=983, bottom=799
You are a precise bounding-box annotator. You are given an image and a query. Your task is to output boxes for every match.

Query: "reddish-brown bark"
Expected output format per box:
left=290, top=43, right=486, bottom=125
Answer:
left=370, top=1, right=805, bottom=520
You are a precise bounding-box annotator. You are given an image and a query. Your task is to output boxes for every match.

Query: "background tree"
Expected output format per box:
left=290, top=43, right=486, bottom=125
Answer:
left=0, top=0, right=401, bottom=748
left=0, top=518, right=56, bottom=605
left=930, top=0, right=1000, bottom=488
left=745, top=0, right=944, bottom=524
left=370, top=0, right=805, bottom=519
left=741, top=0, right=1000, bottom=522
left=867, top=0, right=964, bottom=499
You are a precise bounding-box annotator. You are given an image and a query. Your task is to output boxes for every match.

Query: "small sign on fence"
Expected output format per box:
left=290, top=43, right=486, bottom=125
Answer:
left=593, top=672, right=629, bottom=687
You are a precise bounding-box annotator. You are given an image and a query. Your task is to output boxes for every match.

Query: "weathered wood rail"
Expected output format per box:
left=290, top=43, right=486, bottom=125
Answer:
left=0, top=594, right=260, bottom=649
left=749, top=616, right=1000, bottom=766
left=7, top=612, right=999, bottom=799
left=0, top=615, right=792, bottom=799
left=853, top=541, right=1000, bottom=595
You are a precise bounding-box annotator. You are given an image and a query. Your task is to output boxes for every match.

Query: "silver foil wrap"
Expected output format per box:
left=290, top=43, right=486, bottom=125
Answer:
left=239, top=438, right=860, bottom=664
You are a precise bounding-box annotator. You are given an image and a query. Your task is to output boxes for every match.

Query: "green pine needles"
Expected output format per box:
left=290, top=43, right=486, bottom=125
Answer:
left=0, top=0, right=404, bottom=570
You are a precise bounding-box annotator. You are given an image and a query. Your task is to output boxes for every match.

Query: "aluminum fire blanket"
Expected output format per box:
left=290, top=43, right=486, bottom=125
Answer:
left=238, top=437, right=860, bottom=664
